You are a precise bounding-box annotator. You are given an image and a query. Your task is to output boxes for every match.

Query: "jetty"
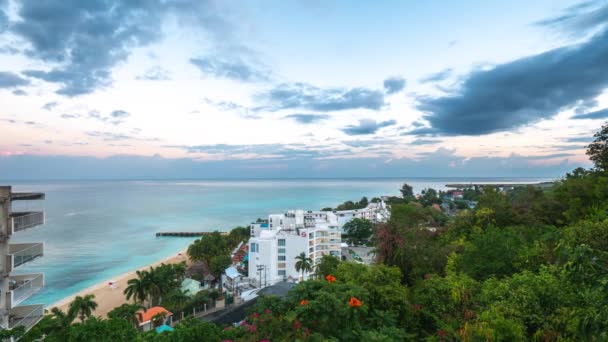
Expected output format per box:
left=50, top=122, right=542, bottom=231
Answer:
left=156, top=232, right=228, bottom=237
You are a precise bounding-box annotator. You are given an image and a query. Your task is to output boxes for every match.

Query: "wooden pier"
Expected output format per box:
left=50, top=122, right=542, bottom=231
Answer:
left=156, top=231, right=228, bottom=237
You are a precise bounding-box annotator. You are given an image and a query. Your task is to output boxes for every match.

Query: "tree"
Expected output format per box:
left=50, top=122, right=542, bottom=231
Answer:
left=209, top=254, right=232, bottom=289
left=587, top=124, right=608, bottom=171
left=420, top=188, right=441, bottom=207
left=294, top=252, right=313, bottom=281
left=187, top=232, right=229, bottom=267
left=69, top=294, right=98, bottom=322
left=108, top=303, right=146, bottom=327
left=343, top=218, right=373, bottom=245
left=400, top=183, right=414, bottom=199
left=124, top=270, right=150, bottom=305
left=359, top=196, right=369, bottom=208
left=315, top=254, right=341, bottom=278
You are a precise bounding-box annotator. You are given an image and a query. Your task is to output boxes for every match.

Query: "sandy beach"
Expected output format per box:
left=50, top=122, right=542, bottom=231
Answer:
left=49, top=248, right=190, bottom=318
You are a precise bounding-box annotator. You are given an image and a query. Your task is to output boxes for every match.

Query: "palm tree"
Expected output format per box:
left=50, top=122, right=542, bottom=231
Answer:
left=69, top=294, right=98, bottom=322
left=295, top=252, right=313, bottom=281
left=124, top=270, right=150, bottom=305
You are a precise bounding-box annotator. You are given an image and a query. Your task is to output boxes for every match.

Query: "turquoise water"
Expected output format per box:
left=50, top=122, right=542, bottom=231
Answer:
left=6, top=178, right=550, bottom=306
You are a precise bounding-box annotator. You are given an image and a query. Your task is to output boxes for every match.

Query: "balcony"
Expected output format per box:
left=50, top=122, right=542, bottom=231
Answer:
left=7, top=243, right=44, bottom=272
left=10, top=211, right=44, bottom=233
left=9, top=304, right=44, bottom=330
left=6, top=273, right=44, bottom=308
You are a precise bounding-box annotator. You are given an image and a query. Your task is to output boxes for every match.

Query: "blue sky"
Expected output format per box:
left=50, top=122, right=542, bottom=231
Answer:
left=0, top=0, right=606, bottom=179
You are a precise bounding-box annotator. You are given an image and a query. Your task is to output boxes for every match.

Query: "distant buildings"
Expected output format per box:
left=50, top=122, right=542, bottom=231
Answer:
left=0, top=186, right=46, bottom=332
left=247, top=201, right=390, bottom=287
left=248, top=210, right=342, bottom=286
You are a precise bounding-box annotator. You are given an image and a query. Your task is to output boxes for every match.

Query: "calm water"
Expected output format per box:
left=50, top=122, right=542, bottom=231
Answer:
left=6, top=178, right=551, bottom=306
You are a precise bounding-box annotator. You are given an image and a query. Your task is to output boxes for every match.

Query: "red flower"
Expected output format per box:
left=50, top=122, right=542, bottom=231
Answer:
left=264, top=309, right=271, bottom=314
left=251, top=312, right=259, bottom=318
left=413, top=304, right=422, bottom=311
left=438, top=329, right=447, bottom=337
left=248, top=324, right=257, bottom=333
left=349, top=297, right=362, bottom=307
left=240, top=321, right=248, bottom=326
left=300, top=299, right=309, bottom=306
left=325, top=274, right=336, bottom=283
left=293, top=320, right=301, bottom=330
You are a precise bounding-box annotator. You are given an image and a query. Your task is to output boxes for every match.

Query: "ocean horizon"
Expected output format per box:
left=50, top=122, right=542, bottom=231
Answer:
left=6, top=177, right=551, bottom=306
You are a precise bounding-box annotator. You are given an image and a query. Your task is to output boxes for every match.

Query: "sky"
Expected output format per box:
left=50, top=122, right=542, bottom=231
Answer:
left=0, top=0, right=607, bottom=179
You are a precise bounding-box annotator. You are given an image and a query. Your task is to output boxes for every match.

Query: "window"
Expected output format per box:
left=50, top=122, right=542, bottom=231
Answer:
left=309, top=232, right=314, bottom=239
left=278, top=263, right=286, bottom=268
left=278, top=239, right=286, bottom=246
left=278, top=255, right=286, bottom=261
left=278, top=270, right=286, bottom=276
left=278, top=248, right=286, bottom=254
left=250, top=243, right=257, bottom=253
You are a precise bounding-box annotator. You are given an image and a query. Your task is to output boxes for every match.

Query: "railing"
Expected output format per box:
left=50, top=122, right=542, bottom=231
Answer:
left=8, top=274, right=44, bottom=308
left=9, top=304, right=44, bottom=330
left=11, top=211, right=44, bottom=233
left=9, top=243, right=44, bottom=270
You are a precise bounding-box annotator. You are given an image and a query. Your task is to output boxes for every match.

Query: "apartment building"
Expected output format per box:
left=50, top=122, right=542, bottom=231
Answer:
left=248, top=210, right=341, bottom=286
left=0, top=186, right=45, bottom=332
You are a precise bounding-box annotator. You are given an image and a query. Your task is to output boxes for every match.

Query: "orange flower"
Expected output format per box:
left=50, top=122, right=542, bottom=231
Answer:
left=349, top=297, right=362, bottom=307
left=300, top=299, right=309, bottom=306
left=325, top=274, right=336, bottom=283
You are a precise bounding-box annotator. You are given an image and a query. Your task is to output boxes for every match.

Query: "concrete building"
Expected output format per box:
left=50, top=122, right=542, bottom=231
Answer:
left=0, top=186, right=45, bottom=332
left=248, top=210, right=341, bottom=286
left=334, top=201, right=390, bottom=228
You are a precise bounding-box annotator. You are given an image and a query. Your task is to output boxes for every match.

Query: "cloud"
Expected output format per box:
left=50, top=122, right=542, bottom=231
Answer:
left=12, top=89, right=27, bottom=96
left=536, top=1, right=608, bottom=36
left=572, top=108, right=608, bottom=119
left=341, top=138, right=395, bottom=148
left=419, top=68, right=452, bottom=83
left=0, top=72, right=30, bottom=88
left=42, top=102, right=58, bottom=111
left=383, top=77, right=406, bottom=94
left=11, top=1, right=229, bottom=96
left=284, top=114, right=330, bottom=124
left=190, top=55, right=269, bottom=82
left=111, top=110, right=130, bottom=118
left=410, top=139, right=441, bottom=146
left=86, top=131, right=160, bottom=142
left=565, top=136, right=593, bottom=143
left=61, top=113, right=80, bottom=119
left=416, top=29, right=608, bottom=135
left=0, top=148, right=585, bottom=180
left=0, top=0, right=6, bottom=33
left=401, top=127, right=439, bottom=136
left=164, top=143, right=350, bottom=160
left=258, top=82, right=385, bottom=112
left=136, top=66, right=170, bottom=81
left=342, top=119, right=397, bottom=135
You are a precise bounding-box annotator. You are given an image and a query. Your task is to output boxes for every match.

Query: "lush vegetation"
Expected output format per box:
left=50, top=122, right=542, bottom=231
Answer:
left=10, top=126, right=608, bottom=340
left=323, top=196, right=371, bottom=211
left=342, top=217, right=373, bottom=245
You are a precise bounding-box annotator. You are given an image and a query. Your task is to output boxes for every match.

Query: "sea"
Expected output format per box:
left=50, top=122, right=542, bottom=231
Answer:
left=5, top=178, right=551, bottom=306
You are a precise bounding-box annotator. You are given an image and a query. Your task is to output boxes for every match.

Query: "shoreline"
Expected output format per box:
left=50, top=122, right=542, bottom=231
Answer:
left=49, top=247, right=190, bottom=318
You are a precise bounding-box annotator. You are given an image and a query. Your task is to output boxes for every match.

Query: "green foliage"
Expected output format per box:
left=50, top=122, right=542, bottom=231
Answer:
left=187, top=231, right=230, bottom=266
left=69, top=294, right=98, bottom=322
left=587, top=123, right=608, bottom=171
left=400, top=182, right=414, bottom=200
left=342, top=217, right=373, bottom=245
left=124, top=263, right=186, bottom=308
left=61, top=317, right=138, bottom=342
left=314, top=254, right=341, bottom=278
left=295, top=252, right=313, bottom=280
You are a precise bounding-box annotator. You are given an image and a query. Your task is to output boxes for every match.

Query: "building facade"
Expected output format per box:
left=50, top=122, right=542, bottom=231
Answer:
left=248, top=210, right=341, bottom=286
left=0, top=186, right=45, bottom=332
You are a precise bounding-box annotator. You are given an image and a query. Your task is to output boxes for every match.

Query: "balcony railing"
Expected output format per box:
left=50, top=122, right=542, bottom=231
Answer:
left=10, top=211, right=44, bottom=233
left=7, top=273, right=44, bottom=308
left=9, top=304, right=45, bottom=330
left=7, top=243, right=44, bottom=271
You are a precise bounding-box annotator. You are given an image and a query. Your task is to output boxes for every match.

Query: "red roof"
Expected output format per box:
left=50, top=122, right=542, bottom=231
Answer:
left=137, top=306, right=173, bottom=324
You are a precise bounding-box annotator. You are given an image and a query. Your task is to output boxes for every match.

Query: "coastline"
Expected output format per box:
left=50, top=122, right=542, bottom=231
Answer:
left=48, top=247, right=190, bottom=318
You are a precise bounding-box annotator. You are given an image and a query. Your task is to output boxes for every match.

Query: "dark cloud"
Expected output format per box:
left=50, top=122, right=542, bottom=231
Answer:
left=401, top=127, right=439, bottom=136
left=164, top=143, right=350, bottom=159
left=419, top=68, right=452, bottom=83
left=0, top=0, right=7, bottom=33
left=572, top=108, right=608, bottom=120
left=341, top=138, right=395, bottom=148
left=565, top=136, right=593, bottom=143
left=536, top=1, right=608, bottom=36
left=258, top=82, right=385, bottom=112
left=342, top=119, right=397, bottom=135
left=284, top=114, right=330, bottom=124
left=42, top=102, right=58, bottom=111
left=136, top=66, right=170, bottom=81
left=12, top=89, right=27, bottom=96
left=416, top=29, right=608, bottom=135
left=111, top=110, right=130, bottom=118
left=550, top=144, right=587, bottom=151
left=383, top=77, right=406, bottom=94
left=191, top=55, right=268, bottom=82
left=0, top=71, right=30, bottom=88
left=11, top=1, right=227, bottom=96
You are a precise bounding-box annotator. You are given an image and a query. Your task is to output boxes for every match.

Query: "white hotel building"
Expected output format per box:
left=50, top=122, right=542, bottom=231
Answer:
left=248, top=210, right=342, bottom=286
